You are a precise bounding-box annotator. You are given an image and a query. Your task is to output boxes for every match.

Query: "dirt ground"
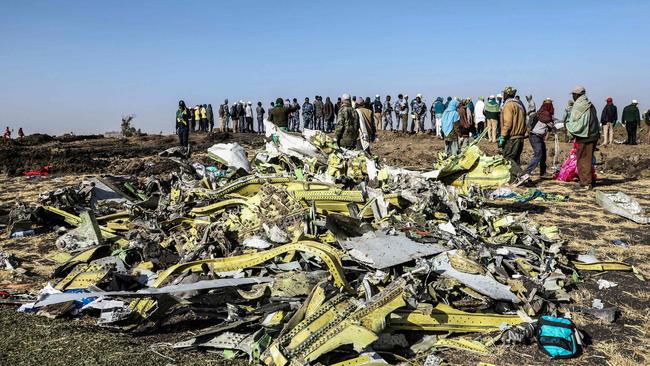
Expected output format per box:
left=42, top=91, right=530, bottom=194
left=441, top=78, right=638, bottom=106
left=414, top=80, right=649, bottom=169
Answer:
left=1, top=129, right=649, bottom=366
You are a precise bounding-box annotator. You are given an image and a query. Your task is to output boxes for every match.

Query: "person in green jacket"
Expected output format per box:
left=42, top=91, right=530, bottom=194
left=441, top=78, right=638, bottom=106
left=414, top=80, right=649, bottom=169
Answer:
left=621, top=100, right=641, bottom=145
left=566, top=86, right=600, bottom=190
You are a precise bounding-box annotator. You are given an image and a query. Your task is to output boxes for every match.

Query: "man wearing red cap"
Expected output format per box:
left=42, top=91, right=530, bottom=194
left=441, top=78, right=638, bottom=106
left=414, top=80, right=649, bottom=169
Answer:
left=600, top=97, right=617, bottom=146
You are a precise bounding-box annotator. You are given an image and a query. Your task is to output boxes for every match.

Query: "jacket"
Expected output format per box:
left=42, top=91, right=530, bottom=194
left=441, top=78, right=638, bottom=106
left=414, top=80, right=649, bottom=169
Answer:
left=484, top=101, right=500, bottom=120
left=256, top=106, right=265, bottom=120
left=314, top=100, right=324, bottom=117
left=324, top=101, right=334, bottom=120
left=600, top=103, right=617, bottom=124
left=176, top=108, right=190, bottom=128
left=335, top=102, right=360, bottom=148
left=621, top=104, right=640, bottom=124
left=268, top=105, right=298, bottom=128
left=500, top=98, right=526, bottom=139
left=373, top=100, right=383, bottom=114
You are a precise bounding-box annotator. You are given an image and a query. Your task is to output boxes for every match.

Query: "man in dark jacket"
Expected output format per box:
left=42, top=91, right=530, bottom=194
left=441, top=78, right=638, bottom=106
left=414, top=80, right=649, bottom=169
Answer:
left=335, top=94, right=359, bottom=149
left=175, top=100, right=190, bottom=148
left=621, top=100, right=641, bottom=145
left=324, top=97, right=334, bottom=132
left=600, top=97, right=617, bottom=146
left=230, top=103, right=239, bottom=133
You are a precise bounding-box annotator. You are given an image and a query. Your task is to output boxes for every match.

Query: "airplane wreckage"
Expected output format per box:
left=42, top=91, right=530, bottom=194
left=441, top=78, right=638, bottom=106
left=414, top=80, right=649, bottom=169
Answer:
left=5, top=122, right=644, bottom=365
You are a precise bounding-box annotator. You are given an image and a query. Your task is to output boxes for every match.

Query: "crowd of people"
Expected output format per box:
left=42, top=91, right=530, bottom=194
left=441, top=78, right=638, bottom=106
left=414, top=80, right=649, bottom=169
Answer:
left=175, top=88, right=650, bottom=190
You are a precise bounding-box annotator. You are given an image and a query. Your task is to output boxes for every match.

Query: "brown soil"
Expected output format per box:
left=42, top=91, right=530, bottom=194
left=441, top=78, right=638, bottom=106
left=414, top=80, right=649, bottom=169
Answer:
left=1, top=130, right=649, bottom=366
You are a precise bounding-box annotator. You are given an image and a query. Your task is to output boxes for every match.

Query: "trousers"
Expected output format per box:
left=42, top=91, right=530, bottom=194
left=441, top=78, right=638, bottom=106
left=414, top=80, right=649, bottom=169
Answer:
left=487, top=119, right=498, bottom=142
left=435, top=117, right=442, bottom=137
left=626, top=122, right=638, bottom=144
left=177, top=125, right=189, bottom=147
left=400, top=114, right=408, bottom=133
left=602, top=123, right=614, bottom=145
left=525, top=133, right=547, bottom=175
left=576, top=140, right=595, bottom=187
left=374, top=112, right=382, bottom=131
left=383, top=113, right=393, bottom=130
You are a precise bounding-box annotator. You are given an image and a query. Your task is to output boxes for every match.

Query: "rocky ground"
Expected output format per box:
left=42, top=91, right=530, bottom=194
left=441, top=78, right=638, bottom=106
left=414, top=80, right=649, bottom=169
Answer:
left=0, top=128, right=649, bottom=366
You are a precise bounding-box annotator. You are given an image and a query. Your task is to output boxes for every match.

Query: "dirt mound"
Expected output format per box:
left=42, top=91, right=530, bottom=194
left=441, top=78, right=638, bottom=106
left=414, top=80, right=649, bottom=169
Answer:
left=54, top=134, right=105, bottom=143
left=603, top=156, right=650, bottom=178
left=21, top=134, right=56, bottom=146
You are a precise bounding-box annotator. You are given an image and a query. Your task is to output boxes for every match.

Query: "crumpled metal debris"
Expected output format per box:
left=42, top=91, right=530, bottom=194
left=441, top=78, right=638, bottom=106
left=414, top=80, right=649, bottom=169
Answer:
left=9, top=126, right=631, bottom=365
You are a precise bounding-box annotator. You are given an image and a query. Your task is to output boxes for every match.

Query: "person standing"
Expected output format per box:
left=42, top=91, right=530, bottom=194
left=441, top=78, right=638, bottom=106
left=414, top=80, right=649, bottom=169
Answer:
left=324, top=96, right=335, bottom=132
left=200, top=104, right=208, bottom=132
left=335, top=97, right=342, bottom=117
left=621, top=99, right=641, bottom=145
left=302, top=97, right=314, bottom=130
left=474, top=97, right=486, bottom=135
left=193, top=105, right=201, bottom=132
left=400, top=95, right=409, bottom=133
left=207, top=104, right=214, bottom=133
left=432, top=97, right=445, bottom=138
left=498, top=86, right=527, bottom=174
left=256, top=101, right=265, bottom=134
left=335, top=93, right=360, bottom=149
left=355, top=97, right=376, bottom=152
left=237, top=101, right=246, bottom=133
left=373, top=95, right=383, bottom=132
left=219, top=99, right=229, bottom=132
left=522, top=98, right=555, bottom=180
left=441, top=99, right=461, bottom=155
left=458, top=100, right=472, bottom=149
left=566, top=86, right=600, bottom=189
left=394, top=94, right=403, bottom=132
left=289, top=98, right=300, bottom=132
left=484, top=95, right=500, bottom=142
left=245, top=101, right=254, bottom=132
left=18, top=127, right=24, bottom=140
left=230, top=102, right=239, bottom=133
left=382, top=95, right=393, bottom=131
left=413, top=94, right=427, bottom=133
left=600, top=97, right=617, bottom=146
left=175, top=100, right=190, bottom=148
left=312, top=96, right=324, bottom=131
left=645, top=108, right=650, bottom=143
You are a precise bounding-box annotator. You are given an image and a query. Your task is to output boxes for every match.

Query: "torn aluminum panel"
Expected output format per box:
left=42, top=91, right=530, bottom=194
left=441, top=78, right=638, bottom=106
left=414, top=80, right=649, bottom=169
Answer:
left=264, top=120, right=321, bottom=160
left=595, top=190, right=649, bottom=224
left=35, top=277, right=273, bottom=307
left=341, top=231, right=447, bottom=269
left=430, top=250, right=520, bottom=303
left=207, top=142, right=251, bottom=172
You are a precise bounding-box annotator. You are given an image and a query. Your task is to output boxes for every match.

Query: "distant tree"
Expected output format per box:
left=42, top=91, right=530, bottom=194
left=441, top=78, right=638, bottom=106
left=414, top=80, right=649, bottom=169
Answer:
left=121, top=114, right=137, bottom=137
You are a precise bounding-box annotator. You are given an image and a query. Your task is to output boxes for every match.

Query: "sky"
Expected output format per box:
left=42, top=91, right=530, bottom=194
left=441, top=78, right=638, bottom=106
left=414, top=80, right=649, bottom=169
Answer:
left=1, top=0, right=649, bottom=135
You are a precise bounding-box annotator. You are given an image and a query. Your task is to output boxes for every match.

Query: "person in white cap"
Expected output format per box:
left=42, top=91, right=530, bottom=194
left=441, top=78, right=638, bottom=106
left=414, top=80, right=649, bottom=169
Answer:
left=372, top=95, right=383, bottom=132
left=335, top=93, right=360, bottom=149
left=566, top=85, right=600, bottom=190
left=621, top=99, right=641, bottom=145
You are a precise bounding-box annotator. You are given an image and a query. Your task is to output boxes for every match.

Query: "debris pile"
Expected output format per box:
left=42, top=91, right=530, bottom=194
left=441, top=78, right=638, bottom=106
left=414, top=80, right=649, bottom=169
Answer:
left=5, top=122, right=641, bottom=364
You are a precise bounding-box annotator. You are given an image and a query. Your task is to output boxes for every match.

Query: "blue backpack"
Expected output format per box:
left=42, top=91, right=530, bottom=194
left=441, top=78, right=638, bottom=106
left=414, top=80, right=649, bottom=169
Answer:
left=536, top=316, right=582, bottom=358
